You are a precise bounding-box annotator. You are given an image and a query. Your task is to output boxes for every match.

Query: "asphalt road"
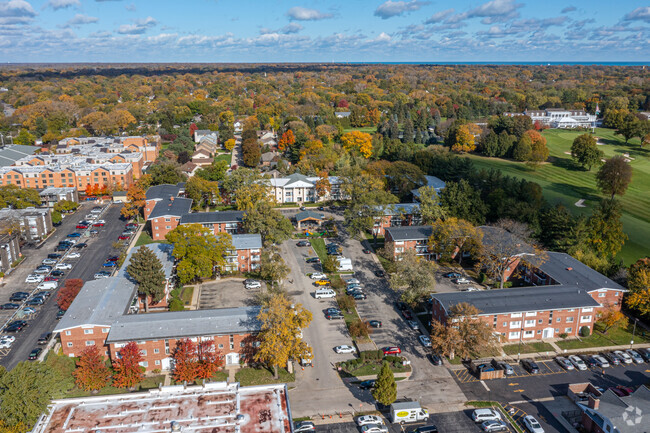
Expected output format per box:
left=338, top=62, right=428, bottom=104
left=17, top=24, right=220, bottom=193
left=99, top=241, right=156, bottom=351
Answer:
left=0, top=202, right=130, bottom=369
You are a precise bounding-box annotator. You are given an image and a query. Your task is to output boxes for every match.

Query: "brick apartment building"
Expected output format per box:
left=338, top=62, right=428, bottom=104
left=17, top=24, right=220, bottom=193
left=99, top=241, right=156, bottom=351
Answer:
left=143, top=183, right=185, bottom=220
left=225, top=234, right=262, bottom=273
left=0, top=163, right=134, bottom=191
left=179, top=210, right=245, bottom=235
left=372, top=203, right=422, bottom=237
left=384, top=225, right=434, bottom=260
left=0, top=207, right=53, bottom=242
left=57, top=135, right=161, bottom=163
left=148, top=197, right=193, bottom=240
left=0, top=232, right=21, bottom=273
left=119, top=243, right=176, bottom=309
left=39, top=186, right=78, bottom=207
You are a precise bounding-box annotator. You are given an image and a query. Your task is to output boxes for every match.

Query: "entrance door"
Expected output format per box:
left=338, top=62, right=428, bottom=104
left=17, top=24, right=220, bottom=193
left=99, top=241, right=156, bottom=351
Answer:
left=226, top=352, right=240, bottom=365
left=542, top=328, right=554, bottom=339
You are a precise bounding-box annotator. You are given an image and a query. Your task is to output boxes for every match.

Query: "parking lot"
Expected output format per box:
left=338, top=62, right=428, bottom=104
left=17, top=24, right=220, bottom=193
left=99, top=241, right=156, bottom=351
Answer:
left=0, top=202, right=133, bottom=369
left=197, top=278, right=264, bottom=309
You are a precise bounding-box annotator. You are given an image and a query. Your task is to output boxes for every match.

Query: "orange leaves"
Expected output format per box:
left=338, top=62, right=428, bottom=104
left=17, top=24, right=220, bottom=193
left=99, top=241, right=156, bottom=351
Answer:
left=341, top=130, right=372, bottom=158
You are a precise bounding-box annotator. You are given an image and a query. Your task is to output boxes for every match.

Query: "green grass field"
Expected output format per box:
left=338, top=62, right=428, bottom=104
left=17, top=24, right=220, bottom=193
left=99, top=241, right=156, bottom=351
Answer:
left=342, top=126, right=377, bottom=134
left=466, top=128, right=650, bottom=264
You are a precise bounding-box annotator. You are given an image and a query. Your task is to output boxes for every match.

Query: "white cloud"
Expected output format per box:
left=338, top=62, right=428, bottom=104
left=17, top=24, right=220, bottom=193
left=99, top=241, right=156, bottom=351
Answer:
left=374, top=1, right=430, bottom=20
left=45, top=0, right=79, bottom=10
left=117, top=16, right=157, bottom=34
left=287, top=6, right=332, bottom=21
left=425, top=8, right=454, bottom=24
left=370, top=31, right=392, bottom=42
left=0, top=0, right=36, bottom=25
left=623, top=7, right=650, bottom=23
left=125, top=3, right=136, bottom=12
left=64, top=13, right=98, bottom=27
left=561, top=6, right=576, bottom=14
left=467, top=0, right=523, bottom=24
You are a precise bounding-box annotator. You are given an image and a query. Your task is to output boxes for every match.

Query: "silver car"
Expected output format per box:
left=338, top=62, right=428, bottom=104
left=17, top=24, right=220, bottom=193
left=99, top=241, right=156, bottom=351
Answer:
left=626, top=349, right=644, bottom=364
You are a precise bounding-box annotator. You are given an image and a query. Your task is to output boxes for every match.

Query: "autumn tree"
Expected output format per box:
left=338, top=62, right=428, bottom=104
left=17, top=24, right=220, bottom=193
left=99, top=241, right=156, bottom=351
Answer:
left=172, top=339, right=223, bottom=383
left=596, top=304, right=628, bottom=334
left=185, top=176, right=219, bottom=210
left=428, top=217, right=483, bottom=264
left=385, top=161, right=425, bottom=200
left=586, top=198, right=627, bottom=258
left=416, top=186, right=447, bottom=224
left=126, top=246, right=167, bottom=310
left=259, top=248, right=290, bottom=289
left=73, top=345, right=111, bottom=391
left=224, top=138, right=236, bottom=152
left=243, top=201, right=293, bottom=246
left=120, top=183, right=146, bottom=219
left=596, top=156, right=633, bottom=199
left=372, top=362, right=396, bottom=406
left=430, top=303, right=497, bottom=360
left=341, top=131, right=373, bottom=158
left=242, top=138, right=261, bottom=167
left=165, top=224, right=233, bottom=284
left=112, top=342, right=144, bottom=389
left=450, top=124, right=480, bottom=153
left=626, top=257, right=650, bottom=317
left=313, top=172, right=331, bottom=198
left=256, top=293, right=312, bottom=379
left=571, top=133, right=603, bottom=170
left=389, top=250, right=437, bottom=306
left=278, top=130, right=295, bottom=152
left=219, top=168, right=271, bottom=210
left=56, top=278, right=84, bottom=311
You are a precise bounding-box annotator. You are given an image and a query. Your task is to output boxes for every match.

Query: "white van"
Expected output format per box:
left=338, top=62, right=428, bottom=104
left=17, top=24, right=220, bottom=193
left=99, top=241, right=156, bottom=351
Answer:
left=390, top=402, right=429, bottom=424
left=314, top=288, right=336, bottom=299
left=37, top=281, right=58, bottom=290
left=472, top=408, right=502, bottom=423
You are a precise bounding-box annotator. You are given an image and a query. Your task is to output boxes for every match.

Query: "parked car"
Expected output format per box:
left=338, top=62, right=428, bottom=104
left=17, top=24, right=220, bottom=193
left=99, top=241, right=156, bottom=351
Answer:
left=38, top=332, right=51, bottom=344
left=67, top=252, right=81, bottom=258
left=406, top=320, right=419, bottom=330
left=296, top=240, right=311, bottom=247
left=118, top=234, right=130, bottom=240
left=42, top=258, right=58, bottom=265
left=626, top=349, right=645, bottom=364
left=375, top=270, right=385, bottom=277
left=96, top=219, right=106, bottom=224
left=93, top=222, right=105, bottom=227
left=362, top=248, right=371, bottom=254
left=428, top=353, right=443, bottom=366
left=481, top=420, right=508, bottom=432
left=522, top=415, right=545, bottom=433
left=325, top=307, right=341, bottom=315
left=443, top=272, right=462, bottom=278
left=315, top=288, right=336, bottom=299
left=616, top=385, right=634, bottom=396
left=33, top=268, right=50, bottom=274
left=356, top=415, right=384, bottom=426
left=306, top=257, right=320, bottom=264
left=568, top=355, right=587, bottom=371
left=56, top=309, right=66, bottom=320
left=293, top=421, right=315, bottom=432
left=352, top=293, right=367, bottom=300
left=359, top=380, right=376, bottom=390
left=51, top=270, right=65, bottom=276
left=368, top=320, right=382, bottom=328
left=106, top=256, right=120, bottom=262
left=402, top=310, right=413, bottom=320
left=452, top=277, right=472, bottom=284
left=313, top=279, right=331, bottom=286
left=0, top=337, right=14, bottom=349
left=26, top=298, right=44, bottom=306
left=325, top=312, right=344, bottom=320
left=25, top=274, right=44, bottom=283
left=76, top=224, right=89, bottom=229
left=0, top=303, right=20, bottom=310
left=55, top=263, right=72, bottom=270
left=500, top=362, right=515, bottom=375
left=472, top=409, right=501, bottom=423
left=67, top=232, right=82, bottom=238
left=382, top=346, right=401, bottom=355
left=614, top=350, right=633, bottom=364
left=5, top=321, right=27, bottom=332
left=94, top=272, right=111, bottom=279
left=360, top=425, right=388, bottom=433
left=74, top=242, right=88, bottom=249
left=347, top=278, right=360, bottom=285
left=47, top=253, right=62, bottom=259
left=555, top=356, right=574, bottom=370
left=244, top=280, right=261, bottom=289
left=310, top=272, right=327, bottom=280
left=334, top=345, right=356, bottom=354
left=125, top=223, right=138, bottom=230
left=579, top=355, right=599, bottom=368
left=637, top=348, right=650, bottom=362
left=609, top=387, right=628, bottom=397
left=102, top=262, right=117, bottom=267
left=593, top=354, right=610, bottom=368
left=419, top=335, right=432, bottom=347
left=28, top=347, right=42, bottom=361
left=602, top=352, right=621, bottom=365
left=521, top=359, right=540, bottom=374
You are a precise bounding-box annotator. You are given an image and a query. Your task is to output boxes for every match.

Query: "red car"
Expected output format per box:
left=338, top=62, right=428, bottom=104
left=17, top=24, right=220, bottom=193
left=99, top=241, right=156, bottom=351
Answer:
left=93, top=222, right=104, bottom=227
left=118, top=235, right=130, bottom=240
left=402, top=310, right=413, bottom=320
left=76, top=224, right=89, bottom=229
left=382, top=346, right=402, bottom=356
left=44, top=276, right=59, bottom=281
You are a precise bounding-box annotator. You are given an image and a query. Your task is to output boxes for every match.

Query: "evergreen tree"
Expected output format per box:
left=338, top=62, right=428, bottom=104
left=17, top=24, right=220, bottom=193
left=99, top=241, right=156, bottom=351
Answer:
left=538, top=205, right=579, bottom=252
left=372, top=361, right=397, bottom=406
left=34, top=117, right=48, bottom=138
left=126, top=246, right=167, bottom=310
left=402, top=118, right=414, bottom=143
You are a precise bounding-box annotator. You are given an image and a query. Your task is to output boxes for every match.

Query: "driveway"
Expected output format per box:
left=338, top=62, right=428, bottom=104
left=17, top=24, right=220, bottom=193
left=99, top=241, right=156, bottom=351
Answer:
left=0, top=202, right=128, bottom=369
left=197, top=278, right=263, bottom=309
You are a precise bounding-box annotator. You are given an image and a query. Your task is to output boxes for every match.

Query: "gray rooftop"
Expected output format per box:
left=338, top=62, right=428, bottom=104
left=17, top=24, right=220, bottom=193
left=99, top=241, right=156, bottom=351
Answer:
left=0, top=144, right=38, bottom=167
left=588, top=386, right=650, bottom=433
left=385, top=225, right=433, bottom=241
left=232, top=234, right=262, bottom=250
left=54, top=277, right=136, bottom=331
left=431, top=285, right=602, bottom=316
left=119, top=243, right=175, bottom=280
left=374, top=203, right=420, bottom=216
left=179, top=210, right=245, bottom=225
left=149, top=197, right=193, bottom=219
left=145, top=183, right=185, bottom=200
left=295, top=210, right=324, bottom=221
left=539, top=252, right=625, bottom=292
left=105, top=306, right=262, bottom=343
left=39, top=186, right=77, bottom=196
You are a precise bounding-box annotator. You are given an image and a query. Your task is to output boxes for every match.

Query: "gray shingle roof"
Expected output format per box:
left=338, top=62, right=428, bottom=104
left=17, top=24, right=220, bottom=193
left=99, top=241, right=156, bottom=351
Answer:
left=179, top=210, right=245, bottom=224
left=0, top=144, right=38, bottom=167
left=149, top=197, right=193, bottom=219
left=145, top=183, right=185, bottom=200
left=118, top=243, right=175, bottom=280
left=385, top=225, right=433, bottom=241
left=105, top=307, right=262, bottom=343
left=589, top=386, right=650, bottom=433
left=431, top=285, right=602, bottom=316
left=373, top=203, right=420, bottom=216
left=54, top=277, right=136, bottom=331
left=539, top=252, right=625, bottom=292
left=232, top=234, right=262, bottom=250
left=295, top=210, right=324, bottom=221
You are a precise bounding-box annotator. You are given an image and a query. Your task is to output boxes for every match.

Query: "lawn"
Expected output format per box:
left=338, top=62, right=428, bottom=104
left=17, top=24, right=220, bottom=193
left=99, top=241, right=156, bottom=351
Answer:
left=135, top=231, right=161, bottom=247
left=465, top=128, right=650, bottom=264
left=338, top=356, right=411, bottom=378
left=235, top=367, right=295, bottom=386
left=180, top=286, right=194, bottom=305
left=214, top=153, right=231, bottom=165
left=310, top=238, right=328, bottom=263
left=556, top=322, right=650, bottom=350
left=502, top=342, right=555, bottom=355
left=342, top=126, right=377, bottom=134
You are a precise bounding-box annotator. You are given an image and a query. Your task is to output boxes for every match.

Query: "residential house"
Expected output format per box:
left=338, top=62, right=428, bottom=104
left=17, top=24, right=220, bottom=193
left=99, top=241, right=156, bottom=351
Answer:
left=143, top=183, right=185, bottom=220
left=39, top=187, right=78, bottom=207
left=234, top=121, right=243, bottom=132
left=180, top=161, right=199, bottom=177
left=0, top=207, right=53, bottom=242
left=193, top=129, right=218, bottom=143
left=268, top=173, right=344, bottom=203
left=260, top=151, right=278, bottom=167
left=225, top=234, right=262, bottom=273
left=179, top=210, right=245, bottom=235
left=197, top=134, right=219, bottom=154
left=579, top=386, right=650, bottom=433
left=0, top=231, right=21, bottom=273
left=148, top=197, right=193, bottom=240
left=335, top=111, right=351, bottom=118
left=191, top=149, right=214, bottom=167
left=372, top=203, right=421, bottom=237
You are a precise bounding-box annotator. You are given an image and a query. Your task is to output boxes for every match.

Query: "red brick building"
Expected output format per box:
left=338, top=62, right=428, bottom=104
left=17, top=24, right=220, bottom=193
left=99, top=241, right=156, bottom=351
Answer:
left=372, top=203, right=422, bottom=237
left=384, top=225, right=434, bottom=260
left=225, top=234, right=262, bottom=273
left=143, top=183, right=186, bottom=220
left=148, top=196, right=193, bottom=240
left=179, top=210, right=245, bottom=235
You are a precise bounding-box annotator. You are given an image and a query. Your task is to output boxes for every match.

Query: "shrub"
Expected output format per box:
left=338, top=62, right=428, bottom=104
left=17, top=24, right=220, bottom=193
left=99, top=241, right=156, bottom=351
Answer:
left=169, top=298, right=184, bottom=311
left=349, top=320, right=370, bottom=339
left=580, top=326, right=591, bottom=337
left=559, top=333, right=568, bottom=339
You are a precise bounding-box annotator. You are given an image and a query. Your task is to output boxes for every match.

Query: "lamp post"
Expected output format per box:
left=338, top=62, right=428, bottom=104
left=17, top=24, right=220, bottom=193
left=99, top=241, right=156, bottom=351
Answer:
left=630, top=318, right=638, bottom=349
left=517, top=327, right=524, bottom=361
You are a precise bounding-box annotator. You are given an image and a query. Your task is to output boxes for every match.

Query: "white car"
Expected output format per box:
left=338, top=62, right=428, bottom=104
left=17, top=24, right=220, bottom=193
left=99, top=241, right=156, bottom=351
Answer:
left=25, top=274, right=44, bottom=283
left=67, top=252, right=81, bottom=259
left=42, top=258, right=58, bottom=265
left=523, top=415, right=545, bottom=433
left=454, top=277, right=472, bottom=284
left=347, top=278, right=360, bottom=285
left=334, top=345, right=356, bottom=354
left=0, top=338, right=13, bottom=349
left=85, top=214, right=97, bottom=220
left=0, top=335, right=15, bottom=344
left=568, top=355, right=587, bottom=371
left=94, top=272, right=111, bottom=279
left=310, top=272, right=327, bottom=280
left=55, top=263, right=72, bottom=270
left=419, top=335, right=432, bottom=347
left=361, top=425, right=388, bottom=433
left=314, top=288, right=336, bottom=299
left=95, top=219, right=106, bottom=224
left=245, top=281, right=261, bottom=289
left=593, top=355, right=610, bottom=368
left=614, top=350, right=633, bottom=364
left=356, top=415, right=384, bottom=426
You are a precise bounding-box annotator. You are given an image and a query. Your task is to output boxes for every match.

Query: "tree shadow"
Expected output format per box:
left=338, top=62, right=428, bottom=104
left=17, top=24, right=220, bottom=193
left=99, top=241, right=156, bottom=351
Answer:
left=545, top=182, right=601, bottom=204
left=548, top=155, right=584, bottom=172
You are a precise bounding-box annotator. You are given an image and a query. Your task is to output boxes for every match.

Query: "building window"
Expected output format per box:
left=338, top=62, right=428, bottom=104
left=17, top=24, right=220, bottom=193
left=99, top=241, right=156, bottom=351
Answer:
left=565, top=327, right=572, bottom=333
left=165, top=218, right=171, bottom=222
left=582, top=308, right=593, bottom=313
left=524, top=320, right=536, bottom=328
left=67, top=342, right=73, bottom=347
left=218, top=344, right=224, bottom=349
left=509, top=331, right=520, bottom=339
left=557, top=317, right=561, bottom=322
left=566, top=317, right=574, bottom=323
left=538, top=319, right=543, bottom=324
left=65, top=330, right=71, bottom=336
left=140, top=361, right=148, bottom=367
left=102, top=328, right=110, bottom=333
left=599, top=293, right=606, bottom=298
left=581, top=315, right=592, bottom=323
left=141, top=350, right=147, bottom=356
left=155, top=360, right=161, bottom=366
left=154, top=348, right=159, bottom=354
left=510, top=313, right=522, bottom=318
left=85, top=341, right=95, bottom=346
left=523, top=330, right=534, bottom=338
left=510, top=321, right=521, bottom=329
left=525, top=312, right=537, bottom=317
left=166, top=226, right=171, bottom=229
left=84, top=329, right=93, bottom=334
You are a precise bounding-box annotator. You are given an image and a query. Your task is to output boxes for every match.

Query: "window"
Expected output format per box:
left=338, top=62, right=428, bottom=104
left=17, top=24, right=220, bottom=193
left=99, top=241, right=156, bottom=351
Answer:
left=140, top=361, right=148, bottom=368
left=566, top=317, right=574, bottom=323
left=581, top=315, right=592, bottom=323
left=599, top=293, right=606, bottom=298
left=557, top=318, right=561, bottom=322
left=524, top=320, right=536, bottom=328
left=141, top=350, right=147, bottom=356
left=525, top=312, right=537, bottom=317
left=523, top=330, right=534, bottom=338
left=65, top=330, right=71, bottom=336
left=84, top=329, right=94, bottom=334
left=582, top=308, right=593, bottom=313
left=565, top=327, right=572, bottom=333
left=537, top=330, right=541, bottom=334
left=502, top=322, right=508, bottom=327
left=509, top=331, right=520, bottom=339
left=165, top=218, right=171, bottom=222
left=155, top=360, right=161, bottom=366
left=510, top=321, right=521, bottom=329
left=154, top=348, right=159, bottom=354
left=510, top=313, right=522, bottom=318
left=102, top=328, right=110, bottom=333
left=615, top=292, right=619, bottom=296
left=538, top=319, right=543, bottom=324
left=67, top=342, right=73, bottom=347
left=85, top=340, right=95, bottom=346
left=166, top=226, right=171, bottom=229
left=218, top=344, right=224, bottom=349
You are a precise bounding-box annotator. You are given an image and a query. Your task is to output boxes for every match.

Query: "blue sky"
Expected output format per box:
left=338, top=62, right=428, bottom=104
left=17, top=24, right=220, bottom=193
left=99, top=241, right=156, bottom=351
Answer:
left=1, top=0, right=649, bottom=62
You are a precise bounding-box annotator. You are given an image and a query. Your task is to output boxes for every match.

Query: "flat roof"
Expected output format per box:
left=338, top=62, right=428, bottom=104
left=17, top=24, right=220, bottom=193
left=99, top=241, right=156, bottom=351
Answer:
left=179, top=210, right=245, bottom=224
left=385, top=225, right=433, bottom=241
left=105, top=307, right=262, bottom=343
left=232, top=234, right=262, bottom=250
left=32, top=382, right=292, bottom=433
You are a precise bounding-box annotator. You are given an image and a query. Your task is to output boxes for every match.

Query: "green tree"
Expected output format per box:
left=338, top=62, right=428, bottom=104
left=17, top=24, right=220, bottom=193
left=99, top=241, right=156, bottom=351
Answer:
left=196, top=159, right=229, bottom=182
left=372, top=361, right=397, bottom=406
left=0, top=185, right=41, bottom=209
left=512, top=134, right=532, bottom=161
left=385, top=161, right=425, bottom=201
left=53, top=199, right=79, bottom=213
left=538, top=205, right=581, bottom=252
left=34, top=117, right=47, bottom=137
left=185, top=176, right=220, bottom=210
left=126, top=246, right=167, bottom=310
left=430, top=303, right=497, bottom=360
left=389, top=250, right=437, bottom=306
left=51, top=211, right=62, bottom=225
left=586, top=199, right=627, bottom=259
left=416, top=186, right=447, bottom=224
left=256, top=293, right=312, bottom=378
left=259, top=248, right=290, bottom=289
left=243, top=201, right=293, bottom=246
left=571, top=133, right=603, bottom=170
left=615, top=113, right=643, bottom=144
left=14, top=129, right=35, bottom=146
left=439, top=179, right=486, bottom=225
left=626, top=258, right=650, bottom=317
left=322, top=255, right=339, bottom=273
left=428, top=217, right=483, bottom=264
left=165, top=224, right=233, bottom=284
left=596, top=156, right=633, bottom=199
left=147, top=163, right=187, bottom=186
left=0, top=362, right=61, bottom=426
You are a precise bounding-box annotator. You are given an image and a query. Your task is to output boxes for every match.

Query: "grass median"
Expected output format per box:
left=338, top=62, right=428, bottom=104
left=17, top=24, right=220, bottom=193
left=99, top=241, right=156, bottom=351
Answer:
left=502, top=342, right=555, bottom=355
left=556, top=323, right=650, bottom=350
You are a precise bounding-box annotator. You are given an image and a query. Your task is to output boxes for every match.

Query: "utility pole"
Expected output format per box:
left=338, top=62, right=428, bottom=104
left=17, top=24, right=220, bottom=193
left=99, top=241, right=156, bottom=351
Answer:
left=630, top=318, right=638, bottom=349
left=517, top=327, right=524, bottom=361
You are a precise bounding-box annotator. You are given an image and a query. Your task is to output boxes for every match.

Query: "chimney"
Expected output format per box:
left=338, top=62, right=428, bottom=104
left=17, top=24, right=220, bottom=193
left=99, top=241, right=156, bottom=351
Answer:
left=566, top=267, right=573, bottom=271
left=588, top=396, right=599, bottom=410
left=170, top=196, right=174, bottom=202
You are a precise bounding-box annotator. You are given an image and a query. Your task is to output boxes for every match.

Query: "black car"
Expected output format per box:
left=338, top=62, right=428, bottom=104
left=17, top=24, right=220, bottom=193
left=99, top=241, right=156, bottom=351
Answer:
left=521, top=359, right=540, bottom=374
left=10, top=293, right=29, bottom=302
left=38, top=332, right=52, bottom=344
left=325, top=313, right=344, bottom=320
left=428, top=353, right=443, bottom=366
left=56, top=309, right=66, bottom=320
left=395, top=301, right=408, bottom=311
left=74, top=242, right=88, bottom=249
left=359, top=380, right=376, bottom=390
left=410, top=426, right=438, bottom=433
left=28, top=347, right=42, bottom=360
left=55, top=245, right=70, bottom=252
left=51, top=270, right=65, bottom=276
left=602, top=351, right=621, bottom=365
left=352, top=293, right=367, bottom=300
left=0, top=303, right=20, bottom=310
left=638, top=348, right=650, bottom=362
left=26, top=298, right=44, bottom=306
left=374, top=270, right=385, bottom=277
left=11, top=291, right=30, bottom=297
left=5, top=321, right=27, bottom=332
left=47, top=253, right=62, bottom=259
left=580, top=354, right=599, bottom=368
left=324, top=307, right=341, bottom=315
left=368, top=320, right=382, bottom=328
left=326, top=249, right=342, bottom=256
left=306, top=257, right=320, bottom=263
left=296, top=240, right=311, bottom=247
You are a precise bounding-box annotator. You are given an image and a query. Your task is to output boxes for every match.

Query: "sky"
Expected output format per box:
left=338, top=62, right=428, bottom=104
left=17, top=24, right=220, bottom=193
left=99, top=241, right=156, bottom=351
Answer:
left=0, top=0, right=649, bottom=63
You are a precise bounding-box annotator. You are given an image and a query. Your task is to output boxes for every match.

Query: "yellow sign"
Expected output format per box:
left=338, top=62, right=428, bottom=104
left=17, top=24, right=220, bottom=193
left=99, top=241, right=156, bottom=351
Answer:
left=396, top=411, right=410, bottom=418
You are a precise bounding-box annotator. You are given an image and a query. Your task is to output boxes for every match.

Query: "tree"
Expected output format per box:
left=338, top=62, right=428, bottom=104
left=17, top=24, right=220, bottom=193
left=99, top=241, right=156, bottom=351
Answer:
left=615, top=113, right=643, bottom=143
left=148, top=163, right=187, bottom=186
left=109, top=109, right=137, bottom=131
left=256, top=294, right=312, bottom=379
left=220, top=168, right=271, bottom=210
left=0, top=185, right=41, bottom=209
left=586, top=199, right=627, bottom=258
left=313, top=172, right=331, bottom=198
left=450, top=124, right=480, bottom=153
left=430, top=303, right=497, bottom=360
left=56, top=278, right=84, bottom=311
left=185, top=176, right=219, bottom=210
left=626, top=257, right=650, bottom=317
left=526, top=130, right=549, bottom=163
left=428, top=218, right=483, bottom=264
left=571, top=133, right=603, bottom=170
left=596, top=304, right=628, bottom=334
left=73, top=345, right=111, bottom=391
left=242, top=137, right=261, bottom=167
left=112, top=342, right=144, bottom=389
left=389, top=250, right=437, bottom=306
left=224, top=138, right=236, bottom=151
left=278, top=130, right=295, bottom=152
left=439, top=179, right=486, bottom=225
left=166, top=224, right=233, bottom=284
left=341, top=131, right=373, bottom=158
left=322, top=255, right=339, bottom=273
left=372, top=362, right=396, bottom=406
left=196, top=160, right=229, bottom=183
left=512, top=133, right=532, bottom=161
left=120, top=183, right=146, bottom=219
left=596, top=156, right=633, bottom=199
left=0, top=361, right=62, bottom=426
left=385, top=161, right=425, bottom=200
left=416, top=186, right=447, bottom=224
left=14, top=129, right=35, bottom=146
left=126, top=246, right=167, bottom=310
left=243, top=201, right=293, bottom=246
left=172, top=339, right=223, bottom=383
left=259, top=248, right=290, bottom=289
left=538, top=205, right=580, bottom=253
left=53, top=199, right=78, bottom=214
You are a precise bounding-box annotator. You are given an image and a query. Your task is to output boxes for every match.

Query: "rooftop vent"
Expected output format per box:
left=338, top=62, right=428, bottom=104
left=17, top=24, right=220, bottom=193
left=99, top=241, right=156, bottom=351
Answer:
left=566, top=267, right=573, bottom=271
left=171, top=421, right=181, bottom=432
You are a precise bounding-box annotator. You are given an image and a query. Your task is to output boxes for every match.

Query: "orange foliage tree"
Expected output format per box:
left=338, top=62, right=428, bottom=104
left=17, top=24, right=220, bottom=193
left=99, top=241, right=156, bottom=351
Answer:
left=73, top=345, right=112, bottom=391
left=341, top=131, right=372, bottom=158
left=56, top=278, right=84, bottom=311
left=278, top=130, right=295, bottom=152
left=172, top=339, right=223, bottom=383
left=112, top=341, right=144, bottom=388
